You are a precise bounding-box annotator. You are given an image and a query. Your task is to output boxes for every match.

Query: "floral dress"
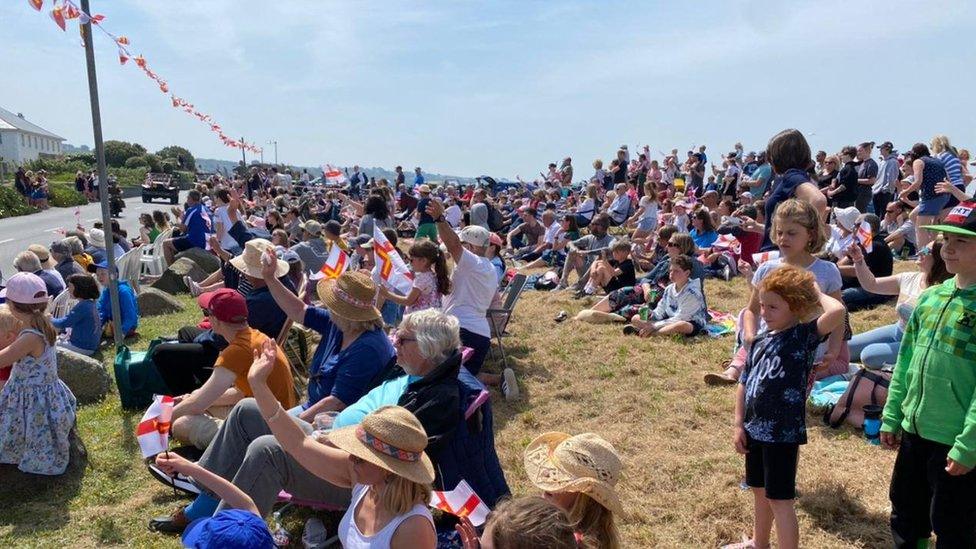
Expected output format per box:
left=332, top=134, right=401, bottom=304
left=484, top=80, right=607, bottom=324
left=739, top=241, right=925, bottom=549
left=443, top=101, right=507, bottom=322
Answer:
left=0, top=329, right=77, bottom=475
left=404, top=271, right=442, bottom=315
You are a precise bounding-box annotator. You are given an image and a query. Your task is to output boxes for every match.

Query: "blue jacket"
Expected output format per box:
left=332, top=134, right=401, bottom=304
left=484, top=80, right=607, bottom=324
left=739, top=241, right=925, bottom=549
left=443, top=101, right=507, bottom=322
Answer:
left=52, top=299, right=101, bottom=352
left=97, top=281, right=139, bottom=335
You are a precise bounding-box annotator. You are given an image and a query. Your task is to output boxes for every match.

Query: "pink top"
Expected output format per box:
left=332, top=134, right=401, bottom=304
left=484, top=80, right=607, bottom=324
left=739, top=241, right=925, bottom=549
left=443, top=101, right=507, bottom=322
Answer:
left=405, top=271, right=441, bottom=315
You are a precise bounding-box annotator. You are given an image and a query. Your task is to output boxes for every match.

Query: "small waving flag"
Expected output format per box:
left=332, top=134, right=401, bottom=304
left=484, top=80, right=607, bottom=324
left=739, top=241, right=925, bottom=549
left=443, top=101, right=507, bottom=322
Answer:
left=136, top=395, right=175, bottom=458
left=373, top=226, right=413, bottom=294
left=712, top=234, right=741, bottom=255
left=855, top=220, right=873, bottom=253
left=323, top=164, right=347, bottom=185
left=311, top=245, right=349, bottom=281
left=50, top=4, right=66, bottom=31
left=751, top=250, right=780, bottom=265
left=430, top=480, right=491, bottom=527
left=29, top=0, right=43, bottom=11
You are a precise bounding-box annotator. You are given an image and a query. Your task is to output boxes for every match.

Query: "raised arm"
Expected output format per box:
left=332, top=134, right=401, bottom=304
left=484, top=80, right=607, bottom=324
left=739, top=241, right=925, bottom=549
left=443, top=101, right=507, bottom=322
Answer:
left=845, top=243, right=902, bottom=295
left=426, top=199, right=463, bottom=262
left=260, top=247, right=307, bottom=323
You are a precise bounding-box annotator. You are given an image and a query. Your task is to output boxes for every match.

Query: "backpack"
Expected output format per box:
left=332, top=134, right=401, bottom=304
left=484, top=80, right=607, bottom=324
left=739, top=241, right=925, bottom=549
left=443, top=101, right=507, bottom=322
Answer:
left=486, top=204, right=505, bottom=232
left=823, top=367, right=892, bottom=429
left=114, top=339, right=172, bottom=409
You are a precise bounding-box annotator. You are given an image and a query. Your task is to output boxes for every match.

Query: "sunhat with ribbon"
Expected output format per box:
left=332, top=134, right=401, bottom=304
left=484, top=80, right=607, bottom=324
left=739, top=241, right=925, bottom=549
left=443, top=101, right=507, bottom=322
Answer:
left=316, top=270, right=381, bottom=322
left=229, top=238, right=289, bottom=279
left=523, top=432, right=624, bottom=515
left=328, top=405, right=435, bottom=485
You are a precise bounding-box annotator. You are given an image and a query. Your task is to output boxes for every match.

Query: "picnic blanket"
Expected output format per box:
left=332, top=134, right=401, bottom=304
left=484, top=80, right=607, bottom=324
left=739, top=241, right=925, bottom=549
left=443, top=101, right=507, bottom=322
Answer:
left=704, top=309, right=736, bottom=338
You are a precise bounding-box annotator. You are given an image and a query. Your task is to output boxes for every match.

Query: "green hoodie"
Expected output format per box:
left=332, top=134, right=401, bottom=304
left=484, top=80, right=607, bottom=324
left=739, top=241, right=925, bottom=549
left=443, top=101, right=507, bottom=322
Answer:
left=882, top=277, right=976, bottom=467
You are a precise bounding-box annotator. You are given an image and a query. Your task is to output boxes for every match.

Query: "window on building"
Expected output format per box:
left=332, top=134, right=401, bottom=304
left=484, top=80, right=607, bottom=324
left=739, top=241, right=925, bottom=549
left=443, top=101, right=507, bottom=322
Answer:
left=20, top=134, right=25, bottom=147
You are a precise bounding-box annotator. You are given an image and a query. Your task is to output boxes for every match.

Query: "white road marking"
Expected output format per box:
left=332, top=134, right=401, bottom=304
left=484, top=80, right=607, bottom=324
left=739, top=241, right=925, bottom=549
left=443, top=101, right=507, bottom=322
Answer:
left=85, top=217, right=99, bottom=222
left=0, top=238, right=13, bottom=244
left=45, top=228, right=64, bottom=233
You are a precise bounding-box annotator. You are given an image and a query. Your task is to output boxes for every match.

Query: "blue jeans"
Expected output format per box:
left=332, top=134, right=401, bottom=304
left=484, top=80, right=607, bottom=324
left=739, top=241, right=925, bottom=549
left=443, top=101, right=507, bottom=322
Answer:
left=849, top=322, right=902, bottom=369
left=842, top=286, right=895, bottom=312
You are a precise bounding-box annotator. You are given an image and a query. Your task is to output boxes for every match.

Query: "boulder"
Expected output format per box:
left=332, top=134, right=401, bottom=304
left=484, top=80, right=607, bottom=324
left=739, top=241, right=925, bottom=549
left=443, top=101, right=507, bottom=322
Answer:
left=57, top=348, right=112, bottom=404
left=137, top=287, right=186, bottom=316
left=151, top=258, right=207, bottom=295
left=175, top=247, right=221, bottom=274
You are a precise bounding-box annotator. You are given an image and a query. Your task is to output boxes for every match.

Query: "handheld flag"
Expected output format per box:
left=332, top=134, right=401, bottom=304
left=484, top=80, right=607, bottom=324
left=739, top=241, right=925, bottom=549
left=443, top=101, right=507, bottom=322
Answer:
left=311, top=244, right=349, bottom=281
left=430, top=480, right=491, bottom=527
left=856, top=220, right=873, bottom=253
left=323, top=164, right=347, bottom=185
left=372, top=226, right=413, bottom=294
left=751, top=250, right=780, bottom=265
left=712, top=234, right=741, bottom=255
left=136, top=395, right=175, bottom=458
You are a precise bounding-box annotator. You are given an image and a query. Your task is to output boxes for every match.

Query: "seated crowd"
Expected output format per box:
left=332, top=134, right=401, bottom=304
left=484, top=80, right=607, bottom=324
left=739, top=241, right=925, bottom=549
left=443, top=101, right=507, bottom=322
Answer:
left=1, top=130, right=975, bottom=548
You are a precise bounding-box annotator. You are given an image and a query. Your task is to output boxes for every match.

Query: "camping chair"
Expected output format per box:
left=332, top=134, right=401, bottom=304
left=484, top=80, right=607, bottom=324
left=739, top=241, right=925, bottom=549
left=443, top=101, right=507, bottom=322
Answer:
left=486, top=273, right=528, bottom=369
left=141, top=227, right=173, bottom=277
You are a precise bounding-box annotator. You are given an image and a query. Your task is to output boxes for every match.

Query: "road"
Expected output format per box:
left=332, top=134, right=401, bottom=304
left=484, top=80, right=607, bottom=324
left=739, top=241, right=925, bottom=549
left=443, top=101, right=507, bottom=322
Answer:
left=0, top=191, right=187, bottom=279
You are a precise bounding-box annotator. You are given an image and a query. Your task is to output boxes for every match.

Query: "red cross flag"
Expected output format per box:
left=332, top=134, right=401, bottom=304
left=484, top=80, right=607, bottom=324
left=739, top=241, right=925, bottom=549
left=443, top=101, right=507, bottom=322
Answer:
left=430, top=480, right=491, bottom=527
left=373, top=226, right=413, bottom=294
left=751, top=250, right=780, bottom=265
left=712, top=233, right=741, bottom=255
left=323, top=164, right=347, bottom=185
left=311, top=244, right=349, bottom=281
left=136, top=395, right=175, bottom=458
left=856, top=220, right=873, bottom=253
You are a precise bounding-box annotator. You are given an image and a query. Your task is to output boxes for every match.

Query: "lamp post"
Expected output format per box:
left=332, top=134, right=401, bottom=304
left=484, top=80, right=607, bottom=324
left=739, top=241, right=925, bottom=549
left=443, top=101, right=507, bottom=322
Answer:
left=80, top=0, right=124, bottom=349
left=268, top=140, right=278, bottom=165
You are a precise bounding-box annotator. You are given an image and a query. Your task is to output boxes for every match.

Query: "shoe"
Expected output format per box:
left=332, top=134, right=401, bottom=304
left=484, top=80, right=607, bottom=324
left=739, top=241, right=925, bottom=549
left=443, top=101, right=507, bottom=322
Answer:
left=553, top=310, right=568, bottom=323
left=721, top=265, right=732, bottom=282
left=183, top=276, right=201, bottom=297
left=501, top=368, right=519, bottom=401
left=147, top=462, right=201, bottom=496
left=703, top=372, right=738, bottom=386
left=622, top=325, right=638, bottom=336
left=573, top=290, right=587, bottom=299
left=148, top=507, right=190, bottom=534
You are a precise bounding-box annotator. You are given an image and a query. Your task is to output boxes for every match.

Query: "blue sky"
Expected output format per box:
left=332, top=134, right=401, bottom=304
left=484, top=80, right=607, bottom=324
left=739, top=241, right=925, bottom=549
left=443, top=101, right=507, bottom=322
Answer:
left=1, top=1, right=973, bottom=178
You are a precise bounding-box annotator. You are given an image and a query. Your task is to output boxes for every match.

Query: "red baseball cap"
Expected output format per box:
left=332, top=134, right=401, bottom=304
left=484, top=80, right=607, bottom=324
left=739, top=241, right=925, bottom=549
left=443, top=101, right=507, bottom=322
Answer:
left=198, top=288, right=248, bottom=323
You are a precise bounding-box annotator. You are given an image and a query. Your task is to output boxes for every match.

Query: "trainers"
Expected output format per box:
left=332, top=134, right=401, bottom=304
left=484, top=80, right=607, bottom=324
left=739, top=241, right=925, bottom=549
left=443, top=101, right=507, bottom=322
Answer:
left=147, top=462, right=201, bottom=496
left=622, top=325, right=638, bottom=336
left=501, top=368, right=519, bottom=401
left=148, top=506, right=190, bottom=534
left=183, top=276, right=202, bottom=297
left=721, top=265, right=732, bottom=282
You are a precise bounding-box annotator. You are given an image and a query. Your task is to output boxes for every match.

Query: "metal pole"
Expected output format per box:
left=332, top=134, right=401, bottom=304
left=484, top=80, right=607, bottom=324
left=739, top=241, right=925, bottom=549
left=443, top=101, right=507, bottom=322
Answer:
left=80, top=0, right=124, bottom=350
left=274, top=141, right=278, bottom=165
left=240, top=137, right=246, bottom=167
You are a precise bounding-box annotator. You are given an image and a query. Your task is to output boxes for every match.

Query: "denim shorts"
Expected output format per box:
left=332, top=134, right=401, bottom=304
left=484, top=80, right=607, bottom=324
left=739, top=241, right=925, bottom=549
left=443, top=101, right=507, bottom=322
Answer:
left=918, top=193, right=950, bottom=216
left=637, top=217, right=657, bottom=231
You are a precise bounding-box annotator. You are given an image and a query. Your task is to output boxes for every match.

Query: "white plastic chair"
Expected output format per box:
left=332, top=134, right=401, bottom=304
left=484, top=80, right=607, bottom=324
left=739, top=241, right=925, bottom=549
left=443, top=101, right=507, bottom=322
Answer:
left=141, top=227, right=173, bottom=277
left=118, top=245, right=144, bottom=291
left=48, top=288, right=77, bottom=319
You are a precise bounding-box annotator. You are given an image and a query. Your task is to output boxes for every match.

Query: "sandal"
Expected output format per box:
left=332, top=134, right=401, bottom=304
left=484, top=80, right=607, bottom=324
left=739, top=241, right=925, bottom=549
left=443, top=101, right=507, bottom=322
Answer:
left=720, top=536, right=757, bottom=549
left=553, top=311, right=568, bottom=323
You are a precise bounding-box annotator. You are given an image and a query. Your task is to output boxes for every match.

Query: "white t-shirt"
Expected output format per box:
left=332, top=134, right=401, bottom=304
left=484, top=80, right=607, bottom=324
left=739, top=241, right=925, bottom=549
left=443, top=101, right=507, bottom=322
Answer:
left=543, top=220, right=563, bottom=245
left=638, top=197, right=659, bottom=223
left=578, top=198, right=597, bottom=220
left=214, top=205, right=238, bottom=250
left=444, top=204, right=463, bottom=228
left=443, top=249, right=496, bottom=337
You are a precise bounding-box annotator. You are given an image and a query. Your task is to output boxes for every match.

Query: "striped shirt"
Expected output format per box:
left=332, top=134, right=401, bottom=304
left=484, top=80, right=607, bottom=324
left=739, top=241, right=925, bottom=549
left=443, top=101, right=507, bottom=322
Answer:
left=939, top=151, right=964, bottom=187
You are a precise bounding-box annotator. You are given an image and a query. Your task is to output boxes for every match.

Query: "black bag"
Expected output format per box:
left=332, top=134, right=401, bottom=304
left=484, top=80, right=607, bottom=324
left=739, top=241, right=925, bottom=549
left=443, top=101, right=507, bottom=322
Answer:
left=823, top=367, right=892, bottom=429
left=486, top=204, right=505, bottom=232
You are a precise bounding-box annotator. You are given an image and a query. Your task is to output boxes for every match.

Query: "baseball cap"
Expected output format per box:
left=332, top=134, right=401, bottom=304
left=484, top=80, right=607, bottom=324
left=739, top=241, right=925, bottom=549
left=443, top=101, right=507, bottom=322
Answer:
left=181, top=509, right=273, bottom=549
left=198, top=288, right=248, bottom=323
left=0, top=272, right=49, bottom=304
left=300, top=220, right=322, bottom=236
left=459, top=226, right=491, bottom=248
left=878, top=141, right=895, bottom=151
left=923, top=200, right=976, bottom=238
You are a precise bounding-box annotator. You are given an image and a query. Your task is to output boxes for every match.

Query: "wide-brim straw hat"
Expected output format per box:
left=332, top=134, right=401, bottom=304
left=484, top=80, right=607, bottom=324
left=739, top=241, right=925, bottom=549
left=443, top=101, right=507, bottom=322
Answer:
left=328, top=406, right=435, bottom=485
left=316, top=270, right=381, bottom=322
left=28, top=244, right=55, bottom=269
left=229, top=238, right=289, bottom=279
left=524, top=432, right=624, bottom=516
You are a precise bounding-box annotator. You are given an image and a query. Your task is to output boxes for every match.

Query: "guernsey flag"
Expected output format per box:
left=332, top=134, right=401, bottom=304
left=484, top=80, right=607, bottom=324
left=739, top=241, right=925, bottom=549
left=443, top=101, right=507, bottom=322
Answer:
left=372, top=226, right=413, bottom=294
left=311, top=244, right=349, bottom=281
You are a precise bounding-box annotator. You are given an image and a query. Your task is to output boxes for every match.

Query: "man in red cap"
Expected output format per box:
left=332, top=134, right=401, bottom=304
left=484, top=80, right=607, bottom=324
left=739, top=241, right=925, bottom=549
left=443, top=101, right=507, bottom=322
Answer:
left=170, top=288, right=296, bottom=450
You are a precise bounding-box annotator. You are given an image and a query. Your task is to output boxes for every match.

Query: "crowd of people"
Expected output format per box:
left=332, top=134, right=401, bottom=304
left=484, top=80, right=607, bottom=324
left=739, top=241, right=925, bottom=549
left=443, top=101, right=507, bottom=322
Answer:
left=1, top=129, right=975, bottom=548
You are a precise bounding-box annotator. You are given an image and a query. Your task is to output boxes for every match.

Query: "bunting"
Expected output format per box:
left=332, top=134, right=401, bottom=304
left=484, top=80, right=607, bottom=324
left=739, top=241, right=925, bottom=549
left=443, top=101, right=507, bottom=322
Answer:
left=30, top=0, right=262, bottom=154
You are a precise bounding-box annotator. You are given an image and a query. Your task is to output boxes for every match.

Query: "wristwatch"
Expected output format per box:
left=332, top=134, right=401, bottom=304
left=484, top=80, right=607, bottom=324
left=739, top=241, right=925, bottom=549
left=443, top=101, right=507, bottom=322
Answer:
left=435, top=215, right=446, bottom=223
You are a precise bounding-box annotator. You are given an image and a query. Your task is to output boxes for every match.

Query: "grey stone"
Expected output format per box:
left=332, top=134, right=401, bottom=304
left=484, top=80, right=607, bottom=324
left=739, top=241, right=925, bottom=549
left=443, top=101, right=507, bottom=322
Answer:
left=151, top=258, right=206, bottom=295
left=57, top=347, right=112, bottom=404
left=175, top=247, right=220, bottom=274
left=137, top=287, right=186, bottom=316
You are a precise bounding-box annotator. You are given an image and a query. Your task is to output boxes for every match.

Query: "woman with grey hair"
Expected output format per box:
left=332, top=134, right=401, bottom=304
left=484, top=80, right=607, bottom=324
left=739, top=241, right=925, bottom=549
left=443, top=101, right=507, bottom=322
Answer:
left=14, top=250, right=63, bottom=298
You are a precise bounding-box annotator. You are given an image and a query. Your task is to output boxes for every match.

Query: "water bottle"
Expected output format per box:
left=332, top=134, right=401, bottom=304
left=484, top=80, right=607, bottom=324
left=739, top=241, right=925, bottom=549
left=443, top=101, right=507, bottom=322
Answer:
left=863, top=404, right=883, bottom=445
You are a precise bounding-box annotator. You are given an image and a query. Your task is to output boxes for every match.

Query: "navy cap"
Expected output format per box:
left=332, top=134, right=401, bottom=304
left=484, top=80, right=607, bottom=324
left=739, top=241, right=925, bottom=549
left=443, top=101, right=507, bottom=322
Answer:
left=182, top=509, right=273, bottom=549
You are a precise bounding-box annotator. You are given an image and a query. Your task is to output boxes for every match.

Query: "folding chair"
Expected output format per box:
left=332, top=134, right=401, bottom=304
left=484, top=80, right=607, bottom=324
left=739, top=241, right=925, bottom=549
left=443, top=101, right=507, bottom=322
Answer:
left=486, top=273, right=528, bottom=369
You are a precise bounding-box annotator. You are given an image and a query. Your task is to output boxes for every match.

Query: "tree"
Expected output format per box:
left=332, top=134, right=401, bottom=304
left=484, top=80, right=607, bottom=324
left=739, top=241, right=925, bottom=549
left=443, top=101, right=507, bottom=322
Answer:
left=156, top=146, right=196, bottom=172
left=104, top=140, right=147, bottom=167
left=142, top=153, right=162, bottom=172
left=124, top=156, right=148, bottom=168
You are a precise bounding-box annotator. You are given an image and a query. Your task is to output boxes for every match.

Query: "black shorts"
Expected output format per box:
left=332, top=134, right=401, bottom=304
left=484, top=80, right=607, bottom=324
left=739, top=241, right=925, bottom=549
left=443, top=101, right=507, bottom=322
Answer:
left=744, top=434, right=799, bottom=500
left=171, top=236, right=198, bottom=253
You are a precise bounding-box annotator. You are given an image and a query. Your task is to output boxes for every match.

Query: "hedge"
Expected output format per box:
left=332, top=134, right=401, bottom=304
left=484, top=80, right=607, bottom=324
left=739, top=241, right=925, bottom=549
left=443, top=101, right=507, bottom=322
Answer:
left=0, top=186, right=38, bottom=219
left=49, top=182, right=88, bottom=208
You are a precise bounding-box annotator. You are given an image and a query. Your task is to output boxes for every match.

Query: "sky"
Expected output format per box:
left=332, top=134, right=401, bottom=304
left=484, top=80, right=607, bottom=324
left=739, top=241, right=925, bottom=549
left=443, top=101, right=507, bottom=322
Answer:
left=2, top=0, right=974, bottom=179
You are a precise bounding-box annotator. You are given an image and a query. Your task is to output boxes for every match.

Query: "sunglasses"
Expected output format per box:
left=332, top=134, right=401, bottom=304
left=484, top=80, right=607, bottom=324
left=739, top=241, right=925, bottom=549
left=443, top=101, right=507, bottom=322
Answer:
left=666, top=242, right=678, bottom=247
left=917, top=247, right=932, bottom=257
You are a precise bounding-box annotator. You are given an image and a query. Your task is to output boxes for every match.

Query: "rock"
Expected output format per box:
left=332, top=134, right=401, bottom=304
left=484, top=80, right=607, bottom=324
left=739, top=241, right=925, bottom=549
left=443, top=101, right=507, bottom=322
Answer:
left=151, top=258, right=207, bottom=295
left=57, top=348, right=112, bottom=404
left=175, top=247, right=221, bottom=274
left=137, top=287, right=186, bottom=316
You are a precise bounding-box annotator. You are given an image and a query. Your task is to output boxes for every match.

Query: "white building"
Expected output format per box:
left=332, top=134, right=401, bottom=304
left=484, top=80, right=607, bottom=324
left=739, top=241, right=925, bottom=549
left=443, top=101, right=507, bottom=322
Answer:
left=0, top=106, right=65, bottom=165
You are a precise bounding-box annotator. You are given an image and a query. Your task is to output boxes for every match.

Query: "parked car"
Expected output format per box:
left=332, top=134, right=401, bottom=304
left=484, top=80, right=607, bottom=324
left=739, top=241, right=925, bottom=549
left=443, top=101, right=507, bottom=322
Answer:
left=141, top=173, right=179, bottom=204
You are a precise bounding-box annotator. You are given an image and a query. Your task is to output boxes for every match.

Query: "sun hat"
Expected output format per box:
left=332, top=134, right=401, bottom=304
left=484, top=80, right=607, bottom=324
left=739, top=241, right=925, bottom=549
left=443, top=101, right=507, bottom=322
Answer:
left=89, top=228, right=106, bottom=249
left=0, top=272, right=49, bottom=304
left=300, top=220, right=323, bottom=236
left=459, top=226, right=491, bottom=248
left=923, top=200, right=976, bottom=238
left=229, top=239, right=289, bottom=279
left=523, top=432, right=624, bottom=516
left=327, top=406, right=435, bottom=485
left=418, top=184, right=431, bottom=194
left=27, top=244, right=55, bottom=269
left=315, top=270, right=381, bottom=322
left=833, top=206, right=860, bottom=232
left=181, top=509, right=273, bottom=549
left=198, top=288, right=249, bottom=323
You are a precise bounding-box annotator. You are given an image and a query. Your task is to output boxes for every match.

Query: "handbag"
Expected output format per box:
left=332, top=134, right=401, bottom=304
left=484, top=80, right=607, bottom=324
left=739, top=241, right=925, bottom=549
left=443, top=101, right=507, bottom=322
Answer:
left=113, top=338, right=172, bottom=409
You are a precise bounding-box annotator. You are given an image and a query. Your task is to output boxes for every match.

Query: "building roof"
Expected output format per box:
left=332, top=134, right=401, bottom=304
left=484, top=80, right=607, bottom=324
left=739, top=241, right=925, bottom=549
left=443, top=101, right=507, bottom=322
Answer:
left=0, top=106, right=65, bottom=140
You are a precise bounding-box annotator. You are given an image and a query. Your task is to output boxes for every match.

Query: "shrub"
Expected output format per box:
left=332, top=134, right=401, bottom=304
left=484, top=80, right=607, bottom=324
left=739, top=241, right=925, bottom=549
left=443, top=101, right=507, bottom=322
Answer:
left=23, top=157, right=91, bottom=175
left=48, top=182, right=88, bottom=208
left=108, top=167, right=148, bottom=188
left=0, top=185, right=37, bottom=219
left=142, top=153, right=162, bottom=173
left=124, top=156, right=149, bottom=169
left=156, top=146, right=196, bottom=171
left=104, top=140, right=147, bottom=168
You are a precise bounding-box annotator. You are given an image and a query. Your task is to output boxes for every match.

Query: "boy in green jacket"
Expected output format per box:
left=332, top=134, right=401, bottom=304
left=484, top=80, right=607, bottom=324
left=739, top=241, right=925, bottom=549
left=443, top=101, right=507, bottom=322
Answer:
left=881, top=200, right=976, bottom=548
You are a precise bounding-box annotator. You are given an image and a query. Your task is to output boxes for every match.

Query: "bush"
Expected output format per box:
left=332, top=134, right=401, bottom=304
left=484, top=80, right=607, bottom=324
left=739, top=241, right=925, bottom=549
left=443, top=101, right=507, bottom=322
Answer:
left=48, top=182, right=88, bottom=208
left=124, top=156, right=149, bottom=169
left=108, top=167, right=148, bottom=188
left=104, top=140, right=147, bottom=168
left=143, top=154, right=162, bottom=173
left=23, top=157, right=91, bottom=176
left=156, top=146, right=196, bottom=172
left=0, top=185, right=37, bottom=219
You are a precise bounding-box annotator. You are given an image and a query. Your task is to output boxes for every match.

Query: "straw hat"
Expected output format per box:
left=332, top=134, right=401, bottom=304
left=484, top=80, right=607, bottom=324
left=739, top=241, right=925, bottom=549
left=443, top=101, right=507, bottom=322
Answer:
left=229, top=238, right=289, bottom=278
left=328, top=406, right=434, bottom=484
left=316, top=270, right=381, bottom=322
left=28, top=244, right=55, bottom=269
left=524, top=432, right=624, bottom=515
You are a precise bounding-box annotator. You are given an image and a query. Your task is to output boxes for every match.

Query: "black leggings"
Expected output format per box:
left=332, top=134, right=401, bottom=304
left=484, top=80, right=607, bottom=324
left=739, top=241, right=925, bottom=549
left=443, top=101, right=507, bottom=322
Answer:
left=152, top=327, right=219, bottom=395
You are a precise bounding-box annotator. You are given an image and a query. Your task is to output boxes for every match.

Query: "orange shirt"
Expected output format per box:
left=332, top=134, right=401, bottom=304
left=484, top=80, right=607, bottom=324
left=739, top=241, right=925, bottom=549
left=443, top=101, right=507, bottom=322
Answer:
left=216, top=327, right=296, bottom=409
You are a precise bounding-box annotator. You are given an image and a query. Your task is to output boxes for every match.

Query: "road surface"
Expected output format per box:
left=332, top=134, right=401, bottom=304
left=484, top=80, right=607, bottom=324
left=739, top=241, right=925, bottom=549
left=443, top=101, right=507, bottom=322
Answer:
left=0, top=191, right=187, bottom=281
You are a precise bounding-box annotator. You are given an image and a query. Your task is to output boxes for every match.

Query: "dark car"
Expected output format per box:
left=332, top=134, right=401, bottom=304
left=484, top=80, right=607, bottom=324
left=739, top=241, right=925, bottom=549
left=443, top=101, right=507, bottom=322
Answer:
left=141, top=173, right=179, bottom=204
